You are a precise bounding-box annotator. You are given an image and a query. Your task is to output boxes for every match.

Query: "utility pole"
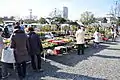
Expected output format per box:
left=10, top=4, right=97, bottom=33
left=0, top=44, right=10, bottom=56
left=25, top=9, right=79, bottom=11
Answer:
left=114, top=1, right=118, bottom=17
left=54, top=8, right=56, bottom=17
left=29, top=9, right=32, bottom=20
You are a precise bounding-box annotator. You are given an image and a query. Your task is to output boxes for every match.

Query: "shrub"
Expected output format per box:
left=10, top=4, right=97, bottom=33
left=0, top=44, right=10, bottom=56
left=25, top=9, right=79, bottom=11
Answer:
left=37, top=32, right=45, bottom=36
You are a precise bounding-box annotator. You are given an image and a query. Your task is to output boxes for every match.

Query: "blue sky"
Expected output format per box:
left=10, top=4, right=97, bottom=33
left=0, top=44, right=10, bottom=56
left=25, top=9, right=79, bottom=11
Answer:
left=0, top=0, right=114, bottom=20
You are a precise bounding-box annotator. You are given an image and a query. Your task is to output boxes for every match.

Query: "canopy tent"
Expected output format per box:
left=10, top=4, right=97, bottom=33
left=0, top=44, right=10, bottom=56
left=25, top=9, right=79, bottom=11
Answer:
left=61, top=24, right=69, bottom=27
left=60, top=24, right=70, bottom=32
left=76, top=21, right=84, bottom=26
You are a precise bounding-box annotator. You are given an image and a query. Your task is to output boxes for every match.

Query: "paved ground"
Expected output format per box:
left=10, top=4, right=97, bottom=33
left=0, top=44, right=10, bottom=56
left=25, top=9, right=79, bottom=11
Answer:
left=3, top=38, right=120, bottom=80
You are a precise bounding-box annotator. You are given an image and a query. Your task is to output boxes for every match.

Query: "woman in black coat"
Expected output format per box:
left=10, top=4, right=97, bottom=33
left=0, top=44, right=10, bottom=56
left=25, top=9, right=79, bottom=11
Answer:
left=28, top=27, right=43, bottom=72
left=11, top=25, right=30, bottom=80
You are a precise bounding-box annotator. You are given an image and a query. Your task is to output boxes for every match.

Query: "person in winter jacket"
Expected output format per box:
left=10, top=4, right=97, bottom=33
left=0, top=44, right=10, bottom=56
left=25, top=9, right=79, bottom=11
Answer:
left=28, top=27, right=43, bottom=72
left=10, top=23, right=30, bottom=80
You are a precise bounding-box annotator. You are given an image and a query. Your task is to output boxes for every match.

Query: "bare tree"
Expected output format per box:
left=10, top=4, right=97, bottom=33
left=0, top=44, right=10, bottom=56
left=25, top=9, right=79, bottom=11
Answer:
left=80, top=11, right=95, bottom=25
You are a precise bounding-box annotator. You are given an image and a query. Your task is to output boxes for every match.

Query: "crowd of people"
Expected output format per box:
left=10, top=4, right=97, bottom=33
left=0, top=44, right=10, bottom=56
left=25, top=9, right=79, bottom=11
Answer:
left=75, top=25, right=119, bottom=55
left=111, top=25, right=119, bottom=42
left=75, top=26, right=101, bottom=55
left=0, top=22, right=119, bottom=80
left=0, top=22, right=43, bottom=80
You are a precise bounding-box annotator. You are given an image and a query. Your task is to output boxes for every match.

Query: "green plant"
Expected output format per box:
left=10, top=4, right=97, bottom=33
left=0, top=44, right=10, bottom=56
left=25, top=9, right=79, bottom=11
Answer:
left=41, top=25, right=51, bottom=31
left=37, top=32, right=45, bottom=36
left=62, top=25, right=70, bottom=31
left=70, top=25, right=77, bottom=31
left=51, top=25, right=58, bottom=31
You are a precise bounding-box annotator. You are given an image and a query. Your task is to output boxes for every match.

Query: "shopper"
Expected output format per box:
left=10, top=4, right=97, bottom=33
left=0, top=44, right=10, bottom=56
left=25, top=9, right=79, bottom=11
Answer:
left=111, top=26, right=117, bottom=42
left=28, top=27, right=43, bottom=72
left=75, top=26, right=85, bottom=55
left=20, top=22, right=24, bottom=31
left=10, top=22, right=30, bottom=80
left=24, top=25, right=29, bottom=34
left=2, top=26, right=10, bottom=38
left=0, top=28, right=12, bottom=79
left=93, top=29, right=101, bottom=48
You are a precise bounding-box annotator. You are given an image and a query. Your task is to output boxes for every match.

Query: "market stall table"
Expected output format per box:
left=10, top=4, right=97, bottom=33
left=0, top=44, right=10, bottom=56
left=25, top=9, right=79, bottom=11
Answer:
left=52, top=40, right=65, bottom=45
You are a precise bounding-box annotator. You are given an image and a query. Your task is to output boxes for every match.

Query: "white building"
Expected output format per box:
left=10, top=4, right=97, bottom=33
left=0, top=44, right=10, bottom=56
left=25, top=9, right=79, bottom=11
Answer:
left=63, top=7, right=68, bottom=19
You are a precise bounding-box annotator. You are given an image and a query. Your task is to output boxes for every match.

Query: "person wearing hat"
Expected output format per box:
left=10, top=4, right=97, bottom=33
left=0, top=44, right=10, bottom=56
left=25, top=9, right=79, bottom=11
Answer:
left=27, top=27, right=43, bottom=72
left=75, top=26, right=85, bottom=55
left=10, top=23, right=30, bottom=80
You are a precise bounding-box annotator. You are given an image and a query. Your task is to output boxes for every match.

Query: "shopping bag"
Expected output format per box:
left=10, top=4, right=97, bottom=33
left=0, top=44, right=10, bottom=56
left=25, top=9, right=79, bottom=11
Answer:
left=1, top=47, right=15, bottom=63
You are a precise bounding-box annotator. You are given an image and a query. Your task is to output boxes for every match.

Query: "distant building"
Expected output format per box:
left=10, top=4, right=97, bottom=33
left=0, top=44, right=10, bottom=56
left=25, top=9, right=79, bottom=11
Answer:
left=63, top=7, right=68, bottom=19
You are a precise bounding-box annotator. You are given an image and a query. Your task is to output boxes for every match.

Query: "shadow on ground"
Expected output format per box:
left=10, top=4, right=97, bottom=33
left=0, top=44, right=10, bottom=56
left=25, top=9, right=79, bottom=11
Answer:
left=2, top=44, right=109, bottom=80
left=45, top=44, right=109, bottom=67
left=101, top=41, right=118, bottom=45
left=106, top=47, right=120, bottom=50
left=30, top=60, right=106, bottom=80
left=93, top=54, right=120, bottom=59
left=1, top=59, right=107, bottom=80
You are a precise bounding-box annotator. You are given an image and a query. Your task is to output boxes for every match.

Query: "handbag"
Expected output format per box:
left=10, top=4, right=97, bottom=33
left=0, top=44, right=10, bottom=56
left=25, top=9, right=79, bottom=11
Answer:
left=1, top=47, right=15, bottom=63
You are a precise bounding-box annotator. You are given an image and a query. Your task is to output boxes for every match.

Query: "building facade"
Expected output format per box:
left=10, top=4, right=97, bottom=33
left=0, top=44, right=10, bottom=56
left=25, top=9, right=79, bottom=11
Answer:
left=63, top=7, right=68, bottom=19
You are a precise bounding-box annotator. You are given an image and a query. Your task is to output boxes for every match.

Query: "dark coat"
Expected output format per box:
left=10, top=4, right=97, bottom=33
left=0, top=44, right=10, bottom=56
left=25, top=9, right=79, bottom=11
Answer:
left=10, top=29, right=30, bottom=63
left=2, top=27, right=10, bottom=38
left=28, top=32, right=43, bottom=55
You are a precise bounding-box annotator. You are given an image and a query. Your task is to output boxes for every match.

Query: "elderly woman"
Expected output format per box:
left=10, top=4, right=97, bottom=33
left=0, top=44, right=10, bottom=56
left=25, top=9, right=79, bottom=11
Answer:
left=10, top=23, right=30, bottom=80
